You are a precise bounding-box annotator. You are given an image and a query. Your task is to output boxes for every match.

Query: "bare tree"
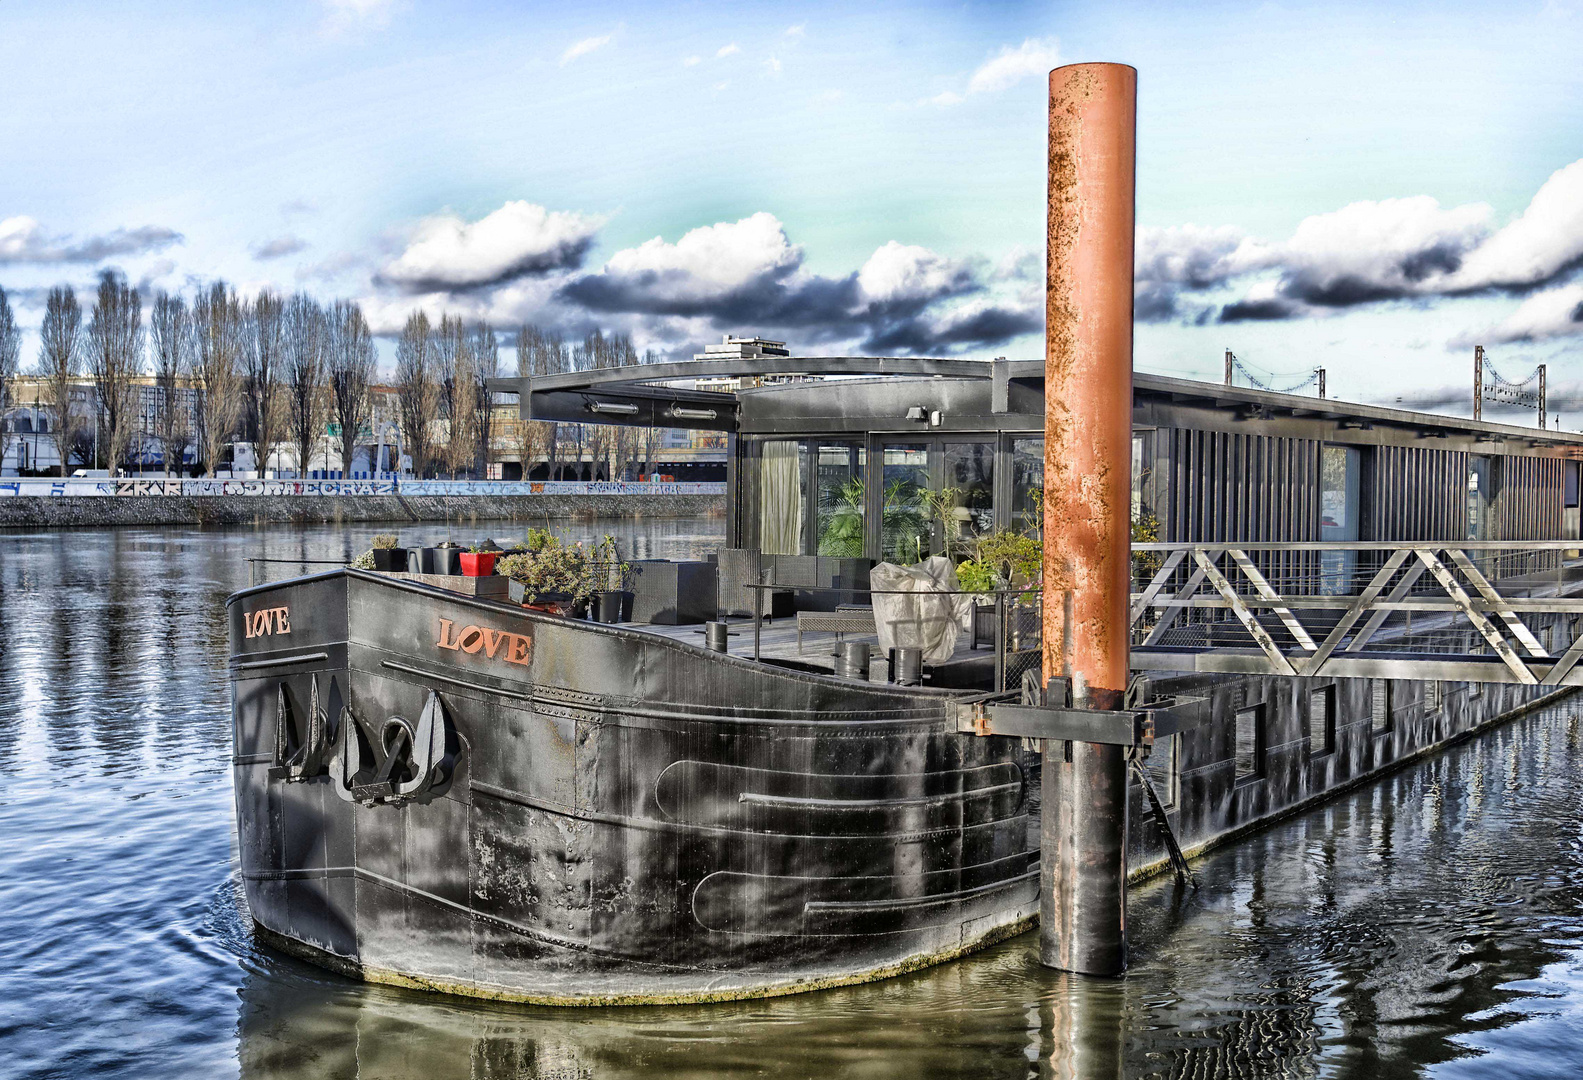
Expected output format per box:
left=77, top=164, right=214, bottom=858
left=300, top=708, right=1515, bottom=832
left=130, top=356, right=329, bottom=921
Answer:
left=326, top=300, right=376, bottom=478
left=86, top=270, right=145, bottom=473
left=191, top=281, right=244, bottom=477
left=283, top=294, right=326, bottom=478
left=0, top=287, right=19, bottom=470
left=38, top=286, right=83, bottom=477
left=149, top=292, right=193, bottom=476
left=394, top=311, right=436, bottom=477
left=470, top=320, right=499, bottom=477
left=243, top=291, right=285, bottom=476
left=433, top=314, right=471, bottom=478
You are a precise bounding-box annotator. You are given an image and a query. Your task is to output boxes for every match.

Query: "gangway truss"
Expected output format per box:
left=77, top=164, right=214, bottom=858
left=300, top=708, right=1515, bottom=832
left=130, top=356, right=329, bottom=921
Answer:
left=1129, top=541, right=1583, bottom=687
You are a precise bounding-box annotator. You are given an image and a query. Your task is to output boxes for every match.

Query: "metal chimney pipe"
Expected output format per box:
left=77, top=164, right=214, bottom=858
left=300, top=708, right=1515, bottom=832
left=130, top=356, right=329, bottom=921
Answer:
left=1042, top=61, right=1137, bottom=977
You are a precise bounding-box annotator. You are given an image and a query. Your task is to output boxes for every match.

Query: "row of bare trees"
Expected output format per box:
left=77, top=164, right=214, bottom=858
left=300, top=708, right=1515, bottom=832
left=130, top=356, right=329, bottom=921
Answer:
left=392, top=311, right=501, bottom=478
left=509, top=325, right=667, bottom=480
left=5, top=279, right=680, bottom=480
left=14, top=274, right=383, bottom=477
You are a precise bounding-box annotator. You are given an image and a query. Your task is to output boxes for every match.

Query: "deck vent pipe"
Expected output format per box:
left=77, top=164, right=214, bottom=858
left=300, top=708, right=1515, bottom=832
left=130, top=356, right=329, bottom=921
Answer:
left=893, top=647, right=923, bottom=686
left=835, top=641, right=871, bottom=680
left=705, top=621, right=731, bottom=653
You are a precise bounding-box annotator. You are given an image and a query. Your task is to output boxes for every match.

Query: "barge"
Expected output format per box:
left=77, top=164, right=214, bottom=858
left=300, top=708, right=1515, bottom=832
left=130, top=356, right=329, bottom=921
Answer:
left=229, top=356, right=1583, bottom=1003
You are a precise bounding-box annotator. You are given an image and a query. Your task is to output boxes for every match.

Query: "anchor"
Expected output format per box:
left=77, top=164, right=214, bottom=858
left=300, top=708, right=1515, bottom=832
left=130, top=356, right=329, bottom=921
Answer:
left=332, top=690, right=454, bottom=806
left=269, top=673, right=331, bottom=782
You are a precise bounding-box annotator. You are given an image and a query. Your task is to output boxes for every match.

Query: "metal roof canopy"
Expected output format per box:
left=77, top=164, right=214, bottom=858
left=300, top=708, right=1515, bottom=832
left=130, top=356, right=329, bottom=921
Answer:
left=490, top=356, right=1583, bottom=450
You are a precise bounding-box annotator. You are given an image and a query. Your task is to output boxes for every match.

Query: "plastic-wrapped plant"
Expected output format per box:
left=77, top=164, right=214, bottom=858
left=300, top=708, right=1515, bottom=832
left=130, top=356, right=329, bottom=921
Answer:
left=351, top=550, right=376, bottom=570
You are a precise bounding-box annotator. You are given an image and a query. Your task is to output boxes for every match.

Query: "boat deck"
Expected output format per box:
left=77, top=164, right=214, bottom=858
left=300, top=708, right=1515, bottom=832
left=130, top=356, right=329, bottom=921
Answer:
left=628, top=615, right=1012, bottom=688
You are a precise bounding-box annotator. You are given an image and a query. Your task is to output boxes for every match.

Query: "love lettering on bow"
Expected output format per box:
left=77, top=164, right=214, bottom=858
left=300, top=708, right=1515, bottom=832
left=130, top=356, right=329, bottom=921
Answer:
left=436, top=618, right=532, bottom=666
left=243, top=606, right=291, bottom=638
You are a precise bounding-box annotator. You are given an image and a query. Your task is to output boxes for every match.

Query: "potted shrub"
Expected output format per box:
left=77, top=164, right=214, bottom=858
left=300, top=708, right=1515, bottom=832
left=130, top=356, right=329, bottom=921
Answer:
left=498, top=535, right=593, bottom=615
left=370, top=534, right=403, bottom=571
left=460, top=542, right=498, bottom=577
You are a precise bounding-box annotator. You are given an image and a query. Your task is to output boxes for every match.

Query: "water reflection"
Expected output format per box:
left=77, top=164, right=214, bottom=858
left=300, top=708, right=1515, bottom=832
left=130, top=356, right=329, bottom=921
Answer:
left=4, top=520, right=1583, bottom=1078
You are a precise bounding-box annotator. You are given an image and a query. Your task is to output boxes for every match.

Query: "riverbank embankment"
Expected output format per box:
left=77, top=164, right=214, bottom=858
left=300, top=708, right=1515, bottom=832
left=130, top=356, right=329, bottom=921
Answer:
left=0, top=492, right=724, bottom=528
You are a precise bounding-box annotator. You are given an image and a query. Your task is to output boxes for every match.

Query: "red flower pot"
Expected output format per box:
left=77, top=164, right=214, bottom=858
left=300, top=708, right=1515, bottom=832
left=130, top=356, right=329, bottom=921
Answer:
left=459, top=552, right=498, bottom=577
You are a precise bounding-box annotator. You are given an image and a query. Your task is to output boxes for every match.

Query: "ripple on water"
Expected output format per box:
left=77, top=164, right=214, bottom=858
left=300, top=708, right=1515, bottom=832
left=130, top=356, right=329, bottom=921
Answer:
left=7, top=521, right=1583, bottom=1078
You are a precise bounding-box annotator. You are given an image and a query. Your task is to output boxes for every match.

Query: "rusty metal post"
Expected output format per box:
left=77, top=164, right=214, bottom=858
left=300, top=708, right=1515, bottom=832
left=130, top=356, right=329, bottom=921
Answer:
left=1042, top=61, right=1136, bottom=977
left=1539, top=364, right=1547, bottom=428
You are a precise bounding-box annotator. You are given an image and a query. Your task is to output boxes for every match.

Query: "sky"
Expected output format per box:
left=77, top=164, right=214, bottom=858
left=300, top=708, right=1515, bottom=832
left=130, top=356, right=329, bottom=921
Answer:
left=2, top=0, right=1582, bottom=419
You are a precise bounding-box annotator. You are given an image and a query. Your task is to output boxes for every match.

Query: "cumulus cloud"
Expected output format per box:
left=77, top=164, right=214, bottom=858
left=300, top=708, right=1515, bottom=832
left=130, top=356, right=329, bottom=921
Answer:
left=560, top=34, right=611, bottom=66
left=0, top=216, right=182, bottom=264
left=252, top=235, right=308, bottom=260
left=1140, top=156, right=1583, bottom=338
left=716, top=43, right=741, bottom=58
left=1461, top=284, right=1583, bottom=345
left=377, top=201, right=602, bottom=292
left=967, top=38, right=1060, bottom=95
left=1449, top=159, right=1583, bottom=290
left=923, top=91, right=964, bottom=107
left=557, top=214, right=1031, bottom=353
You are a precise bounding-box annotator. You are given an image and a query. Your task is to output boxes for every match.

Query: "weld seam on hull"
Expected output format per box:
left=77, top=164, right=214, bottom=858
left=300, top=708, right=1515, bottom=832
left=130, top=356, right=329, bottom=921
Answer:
left=233, top=651, right=331, bottom=671
left=379, top=659, right=534, bottom=701
left=803, top=869, right=1040, bottom=914
left=470, top=779, right=1029, bottom=843
left=738, top=781, right=1022, bottom=810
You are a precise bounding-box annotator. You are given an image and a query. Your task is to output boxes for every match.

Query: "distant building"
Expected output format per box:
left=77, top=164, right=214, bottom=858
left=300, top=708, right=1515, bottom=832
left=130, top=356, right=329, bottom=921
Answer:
left=692, top=335, right=818, bottom=396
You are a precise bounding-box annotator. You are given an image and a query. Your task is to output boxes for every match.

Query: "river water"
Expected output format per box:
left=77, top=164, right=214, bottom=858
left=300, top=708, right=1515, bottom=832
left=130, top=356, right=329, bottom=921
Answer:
left=3, top=520, right=1583, bottom=1079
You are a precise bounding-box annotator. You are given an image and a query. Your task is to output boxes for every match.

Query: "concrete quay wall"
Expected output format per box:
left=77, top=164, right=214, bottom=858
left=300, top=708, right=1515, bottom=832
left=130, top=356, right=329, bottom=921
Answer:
left=0, top=493, right=725, bottom=528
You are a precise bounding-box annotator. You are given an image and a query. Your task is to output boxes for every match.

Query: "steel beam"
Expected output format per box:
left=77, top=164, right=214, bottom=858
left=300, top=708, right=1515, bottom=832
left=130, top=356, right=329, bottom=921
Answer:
left=1041, top=60, right=1136, bottom=978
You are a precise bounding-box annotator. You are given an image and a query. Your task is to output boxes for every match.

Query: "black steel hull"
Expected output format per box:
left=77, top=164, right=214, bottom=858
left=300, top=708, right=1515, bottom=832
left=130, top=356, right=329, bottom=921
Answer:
left=228, top=570, right=1039, bottom=1004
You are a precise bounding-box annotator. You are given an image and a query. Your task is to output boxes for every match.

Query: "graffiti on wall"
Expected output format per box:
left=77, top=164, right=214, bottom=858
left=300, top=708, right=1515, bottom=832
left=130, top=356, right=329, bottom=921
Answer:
left=0, top=478, right=725, bottom=498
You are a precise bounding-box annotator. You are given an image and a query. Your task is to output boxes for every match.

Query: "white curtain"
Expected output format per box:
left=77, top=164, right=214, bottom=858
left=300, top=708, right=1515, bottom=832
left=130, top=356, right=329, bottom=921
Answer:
left=759, top=440, right=803, bottom=555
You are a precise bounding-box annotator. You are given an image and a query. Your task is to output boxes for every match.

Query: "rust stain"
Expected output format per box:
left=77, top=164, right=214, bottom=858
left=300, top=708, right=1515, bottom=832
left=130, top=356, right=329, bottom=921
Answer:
left=1043, top=62, right=1137, bottom=700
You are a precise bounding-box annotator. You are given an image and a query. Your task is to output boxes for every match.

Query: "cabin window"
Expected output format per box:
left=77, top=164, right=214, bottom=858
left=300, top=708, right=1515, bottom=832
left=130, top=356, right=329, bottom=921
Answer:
left=1309, top=686, right=1335, bottom=755
left=1234, top=704, right=1264, bottom=781
left=759, top=440, right=803, bottom=555
left=813, top=443, right=865, bottom=556
left=1011, top=438, right=1044, bottom=535
left=1320, top=445, right=1361, bottom=594
left=881, top=444, right=930, bottom=562
left=943, top=442, right=995, bottom=544
left=1468, top=456, right=1493, bottom=540
left=1371, top=681, right=1393, bottom=734
left=1566, top=461, right=1580, bottom=509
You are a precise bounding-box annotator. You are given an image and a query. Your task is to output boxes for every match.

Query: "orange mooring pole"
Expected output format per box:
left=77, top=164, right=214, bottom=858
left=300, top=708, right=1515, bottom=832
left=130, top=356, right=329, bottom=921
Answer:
left=1042, top=61, right=1137, bottom=976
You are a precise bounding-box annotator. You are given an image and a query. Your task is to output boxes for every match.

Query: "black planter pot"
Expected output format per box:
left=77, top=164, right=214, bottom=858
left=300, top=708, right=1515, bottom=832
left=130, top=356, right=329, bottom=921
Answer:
left=510, top=583, right=575, bottom=609
left=371, top=549, right=403, bottom=572
left=433, top=548, right=463, bottom=575
left=593, top=590, right=633, bottom=623
left=407, top=547, right=436, bottom=574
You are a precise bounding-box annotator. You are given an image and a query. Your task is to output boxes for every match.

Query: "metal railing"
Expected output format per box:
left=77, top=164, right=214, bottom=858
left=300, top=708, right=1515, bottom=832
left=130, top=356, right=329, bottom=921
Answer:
left=1129, top=541, right=1583, bottom=686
